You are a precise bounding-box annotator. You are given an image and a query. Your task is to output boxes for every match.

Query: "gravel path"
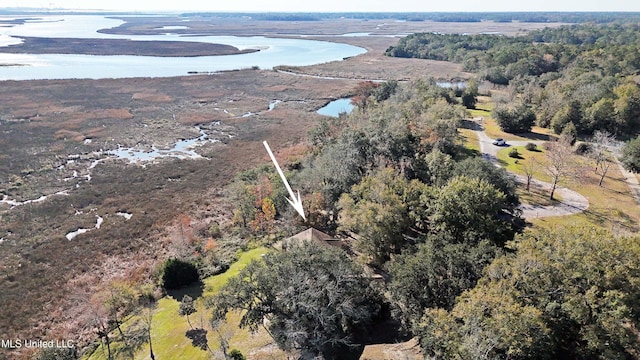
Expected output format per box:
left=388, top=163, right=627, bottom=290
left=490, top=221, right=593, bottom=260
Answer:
left=475, top=129, right=589, bottom=219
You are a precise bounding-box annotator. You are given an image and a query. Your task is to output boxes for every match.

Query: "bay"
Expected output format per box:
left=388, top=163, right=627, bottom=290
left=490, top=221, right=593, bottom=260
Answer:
left=0, top=15, right=366, bottom=80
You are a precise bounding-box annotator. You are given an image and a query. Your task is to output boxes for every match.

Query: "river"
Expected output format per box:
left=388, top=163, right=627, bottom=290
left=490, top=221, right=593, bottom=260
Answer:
left=0, top=15, right=366, bottom=80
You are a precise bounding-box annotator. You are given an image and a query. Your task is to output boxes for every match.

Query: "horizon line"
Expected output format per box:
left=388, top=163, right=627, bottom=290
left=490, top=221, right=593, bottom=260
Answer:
left=2, top=8, right=640, bottom=14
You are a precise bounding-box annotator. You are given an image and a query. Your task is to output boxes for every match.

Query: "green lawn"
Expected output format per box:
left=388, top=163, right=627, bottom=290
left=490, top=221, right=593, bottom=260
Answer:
left=495, top=146, right=565, bottom=204
left=496, top=146, right=552, bottom=183
left=495, top=146, right=640, bottom=233
left=458, top=128, right=480, bottom=153
left=85, top=247, right=279, bottom=360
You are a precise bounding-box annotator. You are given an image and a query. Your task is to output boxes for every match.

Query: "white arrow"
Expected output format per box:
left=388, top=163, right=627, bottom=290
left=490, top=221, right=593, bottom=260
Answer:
left=263, top=140, right=306, bottom=221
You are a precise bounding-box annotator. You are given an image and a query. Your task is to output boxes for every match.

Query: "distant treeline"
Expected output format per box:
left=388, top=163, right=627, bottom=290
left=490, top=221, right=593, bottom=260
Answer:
left=2, top=10, right=640, bottom=23
left=387, top=23, right=640, bottom=138
left=178, top=12, right=640, bottom=23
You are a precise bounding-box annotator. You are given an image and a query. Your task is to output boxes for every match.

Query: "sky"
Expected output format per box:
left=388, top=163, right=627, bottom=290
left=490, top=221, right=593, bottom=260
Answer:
left=3, top=0, right=640, bottom=13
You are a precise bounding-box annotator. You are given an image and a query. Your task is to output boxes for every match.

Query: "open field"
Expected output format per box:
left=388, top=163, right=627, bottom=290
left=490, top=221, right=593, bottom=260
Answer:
left=103, top=16, right=563, bottom=37
left=459, top=95, right=639, bottom=233
left=275, top=35, right=471, bottom=82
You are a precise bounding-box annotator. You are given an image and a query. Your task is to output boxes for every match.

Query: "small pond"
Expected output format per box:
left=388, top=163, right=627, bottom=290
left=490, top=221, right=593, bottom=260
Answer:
left=317, top=98, right=355, bottom=117
left=436, top=81, right=467, bottom=88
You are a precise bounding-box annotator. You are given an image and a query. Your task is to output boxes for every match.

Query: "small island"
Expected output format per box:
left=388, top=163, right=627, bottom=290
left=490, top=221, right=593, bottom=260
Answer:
left=1, top=36, right=259, bottom=57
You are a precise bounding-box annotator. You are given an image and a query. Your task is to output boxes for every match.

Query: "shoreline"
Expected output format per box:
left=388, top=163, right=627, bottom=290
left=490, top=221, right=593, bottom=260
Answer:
left=0, top=36, right=259, bottom=57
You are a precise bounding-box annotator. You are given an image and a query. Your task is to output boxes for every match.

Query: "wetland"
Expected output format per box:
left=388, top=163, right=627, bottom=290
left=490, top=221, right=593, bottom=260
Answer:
left=0, top=12, right=559, bottom=356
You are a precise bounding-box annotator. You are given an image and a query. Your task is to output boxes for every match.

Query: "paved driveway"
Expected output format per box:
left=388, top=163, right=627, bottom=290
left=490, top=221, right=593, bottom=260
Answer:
left=474, top=129, right=589, bottom=219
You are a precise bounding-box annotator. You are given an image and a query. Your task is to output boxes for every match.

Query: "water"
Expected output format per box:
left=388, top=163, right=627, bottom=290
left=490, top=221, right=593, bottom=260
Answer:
left=157, top=26, right=189, bottom=30
left=1, top=190, right=69, bottom=208
left=108, top=127, right=215, bottom=162
left=340, top=32, right=371, bottom=37
left=66, top=214, right=103, bottom=240
left=0, top=15, right=367, bottom=80
left=268, top=100, right=282, bottom=111
left=437, top=81, right=467, bottom=88
left=116, top=212, right=133, bottom=220
left=317, top=98, right=355, bottom=117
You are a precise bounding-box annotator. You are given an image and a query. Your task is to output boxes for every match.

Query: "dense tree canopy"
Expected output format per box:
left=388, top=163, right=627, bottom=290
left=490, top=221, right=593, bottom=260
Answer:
left=418, top=226, right=640, bottom=359
left=337, top=168, right=424, bottom=265
left=220, top=77, right=532, bottom=357
left=208, top=241, right=382, bottom=359
left=621, top=135, right=640, bottom=173
left=387, top=23, right=640, bottom=138
left=388, top=235, right=498, bottom=329
left=431, top=176, right=515, bottom=245
left=493, top=102, right=537, bottom=133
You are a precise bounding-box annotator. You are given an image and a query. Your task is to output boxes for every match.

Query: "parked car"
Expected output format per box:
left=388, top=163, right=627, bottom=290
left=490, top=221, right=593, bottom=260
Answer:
left=492, top=138, right=506, bottom=146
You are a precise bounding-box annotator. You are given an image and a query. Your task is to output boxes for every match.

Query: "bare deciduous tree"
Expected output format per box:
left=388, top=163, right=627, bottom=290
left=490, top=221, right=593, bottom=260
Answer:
left=544, top=141, right=574, bottom=200
left=521, top=156, right=537, bottom=192
left=590, top=131, right=616, bottom=186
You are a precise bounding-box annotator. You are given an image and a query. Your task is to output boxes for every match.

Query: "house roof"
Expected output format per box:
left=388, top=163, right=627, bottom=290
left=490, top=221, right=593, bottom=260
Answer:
left=276, top=227, right=343, bottom=249
left=286, top=228, right=334, bottom=243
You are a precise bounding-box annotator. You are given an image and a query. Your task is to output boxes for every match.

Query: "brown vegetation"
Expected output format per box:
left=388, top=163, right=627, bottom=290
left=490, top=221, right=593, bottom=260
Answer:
left=0, top=16, right=562, bottom=358
left=0, top=65, right=356, bottom=356
left=2, top=37, right=257, bottom=57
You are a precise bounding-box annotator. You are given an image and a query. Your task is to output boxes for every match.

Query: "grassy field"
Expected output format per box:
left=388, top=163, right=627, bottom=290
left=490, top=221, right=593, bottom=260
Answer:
left=494, top=145, right=563, bottom=205
left=529, top=161, right=640, bottom=235
left=85, top=247, right=285, bottom=360
left=494, top=145, right=640, bottom=233
left=458, top=128, right=480, bottom=153
left=496, top=145, right=552, bottom=182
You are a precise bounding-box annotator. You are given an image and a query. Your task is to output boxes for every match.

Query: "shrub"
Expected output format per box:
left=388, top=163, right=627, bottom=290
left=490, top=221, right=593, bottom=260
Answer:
left=34, top=348, right=78, bottom=360
left=208, top=222, right=221, bottom=238
left=161, top=258, right=199, bottom=289
left=575, top=142, right=592, bottom=155
left=508, top=148, right=520, bottom=158
left=560, top=122, right=577, bottom=146
left=229, top=349, right=246, bottom=360
left=493, top=104, right=536, bottom=133
left=525, top=143, right=537, bottom=151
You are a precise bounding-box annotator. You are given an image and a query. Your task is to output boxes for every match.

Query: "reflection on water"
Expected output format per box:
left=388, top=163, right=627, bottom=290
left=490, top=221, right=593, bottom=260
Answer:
left=108, top=127, right=217, bottom=162
left=317, top=98, right=355, bottom=117
left=116, top=212, right=133, bottom=220
left=1, top=190, right=69, bottom=208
